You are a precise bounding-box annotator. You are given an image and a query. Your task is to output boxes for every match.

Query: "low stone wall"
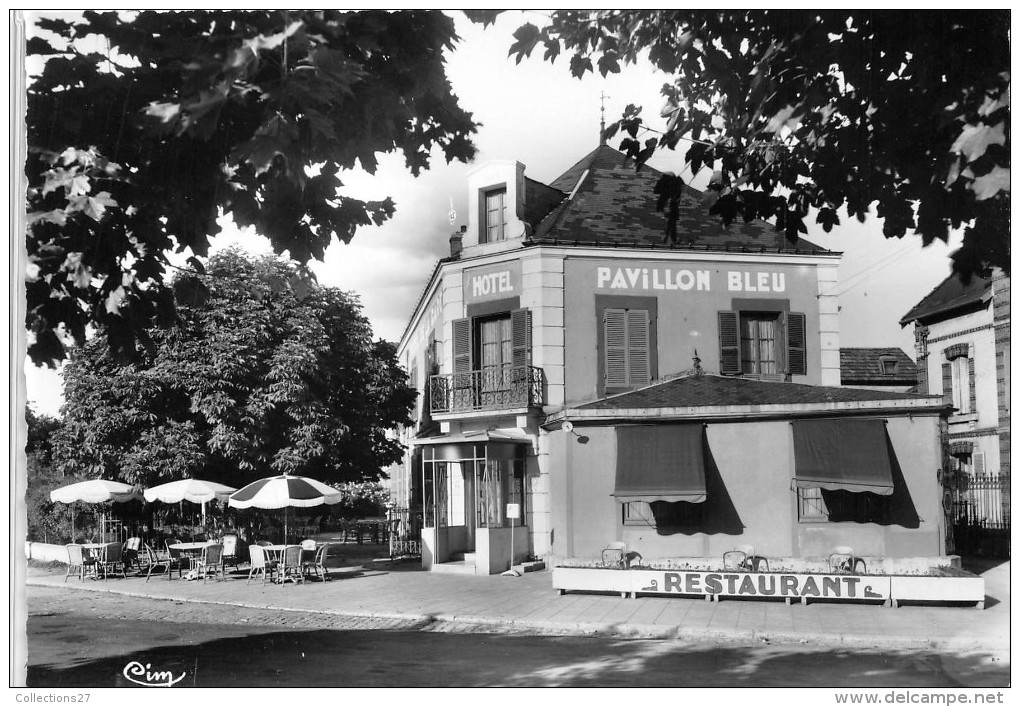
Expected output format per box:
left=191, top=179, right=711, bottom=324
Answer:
left=25, top=542, right=69, bottom=564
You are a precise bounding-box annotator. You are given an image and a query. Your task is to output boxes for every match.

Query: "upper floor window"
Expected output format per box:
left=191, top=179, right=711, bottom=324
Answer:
left=596, top=295, right=657, bottom=396
left=942, top=344, right=974, bottom=415
left=879, top=356, right=900, bottom=375
left=719, top=308, right=806, bottom=378
left=483, top=187, right=508, bottom=243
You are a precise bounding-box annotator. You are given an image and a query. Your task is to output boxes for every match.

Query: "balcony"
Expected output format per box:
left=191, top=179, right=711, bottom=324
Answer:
left=429, top=366, right=544, bottom=415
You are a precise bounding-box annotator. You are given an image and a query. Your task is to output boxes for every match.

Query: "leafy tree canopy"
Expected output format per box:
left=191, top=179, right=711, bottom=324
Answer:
left=26, top=10, right=477, bottom=366
left=478, top=10, right=1010, bottom=277
left=52, top=249, right=416, bottom=489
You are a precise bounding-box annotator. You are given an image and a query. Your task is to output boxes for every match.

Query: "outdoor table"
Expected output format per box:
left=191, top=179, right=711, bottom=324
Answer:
left=168, top=541, right=213, bottom=560
left=261, top=544, right=312, bottom=583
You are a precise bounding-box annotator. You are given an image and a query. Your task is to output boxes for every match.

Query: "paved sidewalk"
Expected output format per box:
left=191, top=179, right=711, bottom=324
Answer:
left=25, top=558, right=1010, bottom=654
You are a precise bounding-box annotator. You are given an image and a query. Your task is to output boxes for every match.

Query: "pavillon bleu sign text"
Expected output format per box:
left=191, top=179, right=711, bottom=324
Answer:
left=595, top=267, right=787, bottom=293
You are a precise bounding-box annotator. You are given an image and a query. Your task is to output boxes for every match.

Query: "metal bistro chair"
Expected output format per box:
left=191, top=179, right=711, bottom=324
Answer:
left=279, top=545, right=305, bottom=586
left=64, top=544, right=98, bottom=582
left=828, top=546, right=867, bottom=575
left=196, top=543, right=225, bottom=583
left=247, top=545, right=279, bottom=586
left=122, top=537, right=143, bottom=573
left=601, top=541, right=628, bottom=569
left=164, top=541, right=190, bottom=581
left=723, top=544, right=770, bottom=572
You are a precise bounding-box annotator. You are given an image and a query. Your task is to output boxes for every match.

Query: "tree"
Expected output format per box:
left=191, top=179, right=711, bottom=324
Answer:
left=24, top=406, right=79, bottom=543
left=52, top=249, right=416, bottom=489
left=486, top=10, right=1009, bottom=277
left=26, top=10, right=477, bottom=366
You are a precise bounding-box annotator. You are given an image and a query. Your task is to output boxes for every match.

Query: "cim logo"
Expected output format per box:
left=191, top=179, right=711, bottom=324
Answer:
left=122, top=661, right=187, bottom=687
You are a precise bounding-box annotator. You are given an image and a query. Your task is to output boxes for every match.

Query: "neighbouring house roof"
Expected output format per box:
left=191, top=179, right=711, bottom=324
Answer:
left=529, top=144, right=831, bottom=255
left=839, top=347, right=918, bottom=386
left=549, top=373, right=945, bottom=423
left=899, top=273, right=992, bottom=326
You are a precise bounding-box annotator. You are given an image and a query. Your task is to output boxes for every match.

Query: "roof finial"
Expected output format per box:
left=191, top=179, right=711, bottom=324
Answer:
left=599, top=90, right=608, bottom=146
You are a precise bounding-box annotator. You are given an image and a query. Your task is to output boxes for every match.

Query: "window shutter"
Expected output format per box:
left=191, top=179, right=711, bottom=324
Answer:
left=968, top=356, right=976, bottom=413
left=973, top=451, right=986, bottom=476
left=511, top=308, right=532, bottom=369
left=627, top=309, right=651, bottom=385
left=604, top=308, right=628, bottom=387
left=452, top=318, right=471, bottom=373
left=942, top=362, right=953, bottom=405
left=786, top=312, right=807, bottom=375
left=718, top=311, right=739, bottom=375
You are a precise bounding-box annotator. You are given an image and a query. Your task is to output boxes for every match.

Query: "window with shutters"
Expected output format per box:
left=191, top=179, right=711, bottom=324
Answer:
left=596, top=296, right=657, bottom=396
left=796, top=487, right=891, bottom=523
left=622, top=501, right=703, bottom=528
left=482, top=187, right=508, bottom=243
left=604, top=308, right=651, bottom=390
left=944, top=344, right=974, bottom=415
left=718, top=308, right=805, bottom=379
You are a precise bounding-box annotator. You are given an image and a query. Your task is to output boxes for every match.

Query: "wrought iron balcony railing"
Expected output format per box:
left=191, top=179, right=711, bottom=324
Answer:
left=428, top=366, right=544, bottom=414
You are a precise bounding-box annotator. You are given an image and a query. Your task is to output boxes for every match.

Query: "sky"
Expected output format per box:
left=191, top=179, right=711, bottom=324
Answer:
left=20, top=10, right=965, bottom=417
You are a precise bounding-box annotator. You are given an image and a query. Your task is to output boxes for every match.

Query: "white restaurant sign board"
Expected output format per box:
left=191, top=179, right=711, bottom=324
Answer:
left=554, top=568, right=892, bottom=602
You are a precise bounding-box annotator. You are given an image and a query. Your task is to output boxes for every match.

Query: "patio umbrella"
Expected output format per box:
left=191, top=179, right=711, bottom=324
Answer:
left=227, top=473, right=342, bottom=542
left=143, top=479, right=237, bottom=527
left=50, top=479, right=142, bottom=542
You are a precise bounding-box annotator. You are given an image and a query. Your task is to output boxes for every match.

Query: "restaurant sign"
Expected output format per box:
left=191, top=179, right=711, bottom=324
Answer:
left=635, top=571, right=891, bottom=601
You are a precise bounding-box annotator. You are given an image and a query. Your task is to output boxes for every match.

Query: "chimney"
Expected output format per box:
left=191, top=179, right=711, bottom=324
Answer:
left=450, top=225, right=466, bottom=258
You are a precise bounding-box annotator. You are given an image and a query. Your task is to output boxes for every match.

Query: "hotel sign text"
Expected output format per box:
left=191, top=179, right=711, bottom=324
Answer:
left=596, top=267, right=786, bottom=293
left=464, top=262, right=522, bottom=304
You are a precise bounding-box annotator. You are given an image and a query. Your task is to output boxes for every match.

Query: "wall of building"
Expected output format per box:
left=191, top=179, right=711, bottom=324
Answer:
left=548, top=413, right=945, bottom=565
left=561, top=255, right=830, bottom=405
left=992, top=272, right=1010, bottom=481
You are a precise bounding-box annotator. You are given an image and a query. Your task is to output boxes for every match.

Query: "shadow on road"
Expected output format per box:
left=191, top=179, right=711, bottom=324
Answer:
left=27, top=616, right=1009, bottom=688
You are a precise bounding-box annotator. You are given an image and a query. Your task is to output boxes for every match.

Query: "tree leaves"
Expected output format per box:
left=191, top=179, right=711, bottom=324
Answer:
left=495, top=10, right=1011, bottom=277
left=26, top=10, right=479, bottom=366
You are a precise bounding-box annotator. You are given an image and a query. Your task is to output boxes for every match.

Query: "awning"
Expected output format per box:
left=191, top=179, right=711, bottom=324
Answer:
left=792, top=419, right=894, bottom=495
left=414, top=430, right=531, bottom=461
left=948, top=440, right=974, bottom=456
left=613, top=424, right=707, bottom=503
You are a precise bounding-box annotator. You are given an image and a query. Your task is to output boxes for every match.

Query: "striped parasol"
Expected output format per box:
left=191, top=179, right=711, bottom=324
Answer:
left=228, top=474, right=341, bottom=541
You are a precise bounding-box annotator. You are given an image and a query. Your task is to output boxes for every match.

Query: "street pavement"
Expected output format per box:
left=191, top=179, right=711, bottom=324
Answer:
left=23, top=553, right=1010, bottom=655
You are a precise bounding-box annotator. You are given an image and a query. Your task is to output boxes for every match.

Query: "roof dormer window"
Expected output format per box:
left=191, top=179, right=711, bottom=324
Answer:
left=482, top=186, right=508, bottom=243
left=879, top=356, right=899, bottom=375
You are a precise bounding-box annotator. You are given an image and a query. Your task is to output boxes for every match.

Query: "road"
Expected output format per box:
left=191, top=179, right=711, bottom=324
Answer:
left=23, top=586, right=1008, bottom=688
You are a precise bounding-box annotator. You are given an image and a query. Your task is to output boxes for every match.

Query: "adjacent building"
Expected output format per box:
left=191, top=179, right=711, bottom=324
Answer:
left=391, top=143, right=950, bottom=575
left=900, top=270, right=1011, bottom=550
left=839, top=347, right=918, bottom=393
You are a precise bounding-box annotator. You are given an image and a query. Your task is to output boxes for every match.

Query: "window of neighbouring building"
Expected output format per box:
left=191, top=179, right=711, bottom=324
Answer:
left=482, top=186, right=508, bottom=243
left=596, top=295, right=657, bottom=396
left=879, top=355, right=900, bottom=375
left=719, top=303, right=806, bottom=379
left=942, top=344, right=974, bottom=414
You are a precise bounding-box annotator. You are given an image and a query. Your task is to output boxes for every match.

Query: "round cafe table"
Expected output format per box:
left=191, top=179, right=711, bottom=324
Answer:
left=168, top=541, right=213, bottom=560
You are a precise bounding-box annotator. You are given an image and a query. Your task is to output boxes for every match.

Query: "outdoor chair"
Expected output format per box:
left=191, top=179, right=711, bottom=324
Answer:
left=144, top=543, right=175, bottom=582
left=256, top=540, right=273, bottom=547
left=279, top=545, right=305, bottom=585
left=601, top=541, right=628, bottom=569
left=122, top=537, right=143, bottom=573
left=247, top=545, right=278, bottom=586
left=196, top=543, right=225, bottom=583
left=828, top=546, right=866, bottom=575
left=164, top=544, right=190, bottom=580
left=221, top=534, right=239, bottom=570
left=99, top=541, right=126, bottom=579
left=723, top=544, right=768, bottom=572
left=304, top=542, right=332, bottom=581
left=64, top=544, right=98, bottom=582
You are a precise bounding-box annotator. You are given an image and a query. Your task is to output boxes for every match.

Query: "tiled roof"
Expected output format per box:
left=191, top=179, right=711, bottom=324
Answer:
left=839, top=348, right=918, bottom=385
left=531, top=144, right=830, bottom=254
left=575, top=373, right=932, bottom=411
left=900, top=273, right=992, bottom=325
